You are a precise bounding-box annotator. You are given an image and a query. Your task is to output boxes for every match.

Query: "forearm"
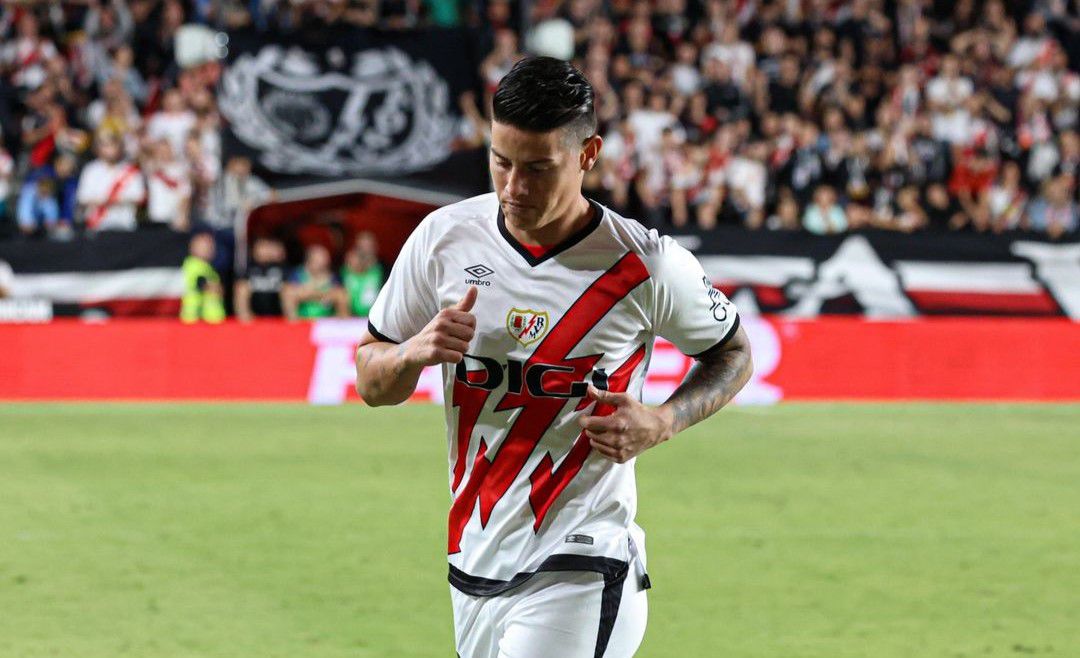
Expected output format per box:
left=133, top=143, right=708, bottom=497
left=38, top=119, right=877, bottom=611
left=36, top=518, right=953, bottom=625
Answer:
left=657, top=333, right=753, bottom=437
left=354, top=340, right=425, bottom=406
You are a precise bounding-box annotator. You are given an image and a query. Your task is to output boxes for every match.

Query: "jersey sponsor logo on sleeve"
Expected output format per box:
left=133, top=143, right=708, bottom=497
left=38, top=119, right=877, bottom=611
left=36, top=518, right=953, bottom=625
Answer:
left=703, top=275, right=733, bottom=322
left=506, top=308, right=550, bottom=346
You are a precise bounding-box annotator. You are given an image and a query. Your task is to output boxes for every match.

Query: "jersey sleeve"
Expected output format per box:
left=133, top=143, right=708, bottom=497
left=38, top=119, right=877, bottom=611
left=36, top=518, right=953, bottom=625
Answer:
left=366, top=217, right=439, bottom=344
left=650, top=235, right=740, bottom=357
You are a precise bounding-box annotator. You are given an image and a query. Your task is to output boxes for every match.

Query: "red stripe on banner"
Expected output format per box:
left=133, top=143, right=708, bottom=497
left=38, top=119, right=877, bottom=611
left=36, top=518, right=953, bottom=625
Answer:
left=907, top=290, right=1061, bottom=315
left=81, top=298, right=182, bottom=317
left=753, top=285, right=789, bottom=307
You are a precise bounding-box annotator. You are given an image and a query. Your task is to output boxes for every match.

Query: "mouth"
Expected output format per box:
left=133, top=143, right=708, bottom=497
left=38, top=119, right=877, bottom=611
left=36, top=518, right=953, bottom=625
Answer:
left=503, top=203, right=535, bottom=215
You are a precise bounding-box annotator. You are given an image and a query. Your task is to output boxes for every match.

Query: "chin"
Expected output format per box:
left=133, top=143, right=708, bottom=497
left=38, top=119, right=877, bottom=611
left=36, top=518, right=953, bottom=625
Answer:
left=504, top=205, right=539, bottom=223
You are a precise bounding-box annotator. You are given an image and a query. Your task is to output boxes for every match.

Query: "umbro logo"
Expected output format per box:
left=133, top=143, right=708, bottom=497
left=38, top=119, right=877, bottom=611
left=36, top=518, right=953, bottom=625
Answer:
left=465, top=264, right=494, bottom=286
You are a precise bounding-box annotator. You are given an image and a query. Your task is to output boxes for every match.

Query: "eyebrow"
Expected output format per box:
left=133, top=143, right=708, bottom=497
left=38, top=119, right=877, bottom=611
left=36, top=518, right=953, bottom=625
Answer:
left=490, top=147, right=556, bottom=165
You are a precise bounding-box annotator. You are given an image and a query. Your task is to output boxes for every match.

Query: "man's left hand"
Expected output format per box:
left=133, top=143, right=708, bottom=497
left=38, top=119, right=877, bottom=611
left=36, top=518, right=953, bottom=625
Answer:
left=577, top=385, right=672, bottom=463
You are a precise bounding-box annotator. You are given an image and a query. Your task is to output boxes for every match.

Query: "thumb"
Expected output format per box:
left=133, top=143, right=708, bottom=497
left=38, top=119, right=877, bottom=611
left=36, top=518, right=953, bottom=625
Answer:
left=587, top=384, right=626, bottom=406
left=454, top=286, right=478, bottom=312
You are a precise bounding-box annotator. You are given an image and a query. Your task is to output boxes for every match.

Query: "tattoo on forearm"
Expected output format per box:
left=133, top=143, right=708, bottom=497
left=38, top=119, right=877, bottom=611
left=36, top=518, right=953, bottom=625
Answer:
left=666, top=346, right=751, bottom=435
left=355, top=341, right=418, bottom=403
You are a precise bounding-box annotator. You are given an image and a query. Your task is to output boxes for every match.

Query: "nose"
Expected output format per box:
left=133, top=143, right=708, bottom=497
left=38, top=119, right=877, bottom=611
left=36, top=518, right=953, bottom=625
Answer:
left=505, top=167, right=528, bottom=199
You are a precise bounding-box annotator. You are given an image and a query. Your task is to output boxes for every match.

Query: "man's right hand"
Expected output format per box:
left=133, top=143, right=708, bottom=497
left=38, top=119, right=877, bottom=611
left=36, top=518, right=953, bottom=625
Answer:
left=403, top=286, right=478, bottom=367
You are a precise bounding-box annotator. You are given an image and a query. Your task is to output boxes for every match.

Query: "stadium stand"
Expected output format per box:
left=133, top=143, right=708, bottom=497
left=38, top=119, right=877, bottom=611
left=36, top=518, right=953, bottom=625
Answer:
left=0, top=1, right=1077, bottom=318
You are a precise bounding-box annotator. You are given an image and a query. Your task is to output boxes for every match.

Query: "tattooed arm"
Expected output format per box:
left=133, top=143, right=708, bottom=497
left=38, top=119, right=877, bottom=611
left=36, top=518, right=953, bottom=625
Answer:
left=355, top=287, right=478, bottom=406
left=659, top=323, right=753, bottom=435
left=579, top=324, right=752, bottom=462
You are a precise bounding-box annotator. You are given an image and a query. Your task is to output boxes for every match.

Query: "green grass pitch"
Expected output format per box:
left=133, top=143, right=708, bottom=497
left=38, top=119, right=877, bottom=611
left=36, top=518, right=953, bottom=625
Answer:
left=1, top=403, right=1077, bottom=657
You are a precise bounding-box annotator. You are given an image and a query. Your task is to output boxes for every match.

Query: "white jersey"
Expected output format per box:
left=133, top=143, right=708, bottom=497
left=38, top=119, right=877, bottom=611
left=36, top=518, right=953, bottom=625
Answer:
left=367, top=192, right=739, bottom=595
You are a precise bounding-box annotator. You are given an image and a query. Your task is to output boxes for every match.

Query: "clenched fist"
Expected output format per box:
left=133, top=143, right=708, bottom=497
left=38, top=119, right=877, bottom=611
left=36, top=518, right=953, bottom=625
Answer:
left=403, top=286, right=478, bottom=366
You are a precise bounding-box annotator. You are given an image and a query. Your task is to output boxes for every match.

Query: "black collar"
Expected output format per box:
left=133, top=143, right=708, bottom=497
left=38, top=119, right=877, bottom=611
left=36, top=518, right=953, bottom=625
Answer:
left=497, top=198, right=603, bottom=267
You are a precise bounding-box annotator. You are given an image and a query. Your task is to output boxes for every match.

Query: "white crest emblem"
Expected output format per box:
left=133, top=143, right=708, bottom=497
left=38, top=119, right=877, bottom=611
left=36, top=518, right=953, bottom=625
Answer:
left=506, top=308, right=550, bottom=347
left=219, top=46, right=454, bottom=176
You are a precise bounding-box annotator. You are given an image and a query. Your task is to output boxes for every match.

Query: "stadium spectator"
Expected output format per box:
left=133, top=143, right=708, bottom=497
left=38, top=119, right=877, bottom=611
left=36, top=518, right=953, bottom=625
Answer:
left=481, top=29, right=523, bottom=109
left=142, top=138, right=192, bottom=231
left=342, top=231, right=385, bottom=318
left=886, top=185, right=929, bottom=233
left=53, top=154, right=80, bottom=231
left=87, top=79, right=142, bottom=155
left=208, top=156, right=272, bottom=232
left=15, top=172, right=60, bottom=237
left=75, top=135, right=145, bottom=232
left=1026, top=173, right=1079, bottom=239
left=0, top=145, right=12, bottom=221
left=0, top=258, right=12, bottom=298
left=146, top=89, right=195, bottom=158
left=20, top=87, right=67, bottom=171
left=765, top=188, right=801, bottom=231
left=948, top=147, right=999, bottom=231
left=234, top=236, right=287, bottom=322
left=987, top=161, right=1028, bottom=233
left=924, top=183, right=968, bottom=231
left=181, top=231, right=225, bottom=323
left=282, top=244, right=348, bottom=321
left=184, top=131, right=221, bottom=226
left=803, top=185, right=848, bottom=235
left=96, top=45, right=149, bottom=106
left=0, top=11, right=58, bottom=91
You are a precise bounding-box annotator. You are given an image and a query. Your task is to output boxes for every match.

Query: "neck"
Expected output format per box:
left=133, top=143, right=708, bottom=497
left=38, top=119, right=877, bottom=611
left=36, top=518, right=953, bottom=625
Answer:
left=504, top=195, right=593, bottom=246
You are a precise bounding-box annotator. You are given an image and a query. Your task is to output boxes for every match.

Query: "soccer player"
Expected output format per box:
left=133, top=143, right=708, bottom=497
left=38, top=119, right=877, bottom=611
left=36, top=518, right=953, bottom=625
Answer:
left=355, top=57, right=752, bottom=658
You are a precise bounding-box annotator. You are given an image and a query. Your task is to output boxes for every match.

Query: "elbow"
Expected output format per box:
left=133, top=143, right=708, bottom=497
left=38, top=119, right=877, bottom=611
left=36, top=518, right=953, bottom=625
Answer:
left=354, top=377, right=404, bottom=407
left=354, top=377, right=382, bottom=406
left=736, top=343, right=755, bottom=390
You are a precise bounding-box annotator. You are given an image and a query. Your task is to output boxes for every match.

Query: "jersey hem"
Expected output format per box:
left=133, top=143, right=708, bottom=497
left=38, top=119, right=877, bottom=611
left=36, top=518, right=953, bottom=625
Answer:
left=366, top=322, right=400, bottom=344
left=688, top=314, right=741, bottom=360
left=448, top=553, right=629, bottom=597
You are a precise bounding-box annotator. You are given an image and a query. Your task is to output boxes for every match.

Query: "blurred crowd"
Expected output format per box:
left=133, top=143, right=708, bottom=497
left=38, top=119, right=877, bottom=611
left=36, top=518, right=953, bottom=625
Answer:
left=469, top=0, right=1079, bottom=237
left=2, top=0, right=1077, bottom=251
left=0, top=1, right=279, bottom=242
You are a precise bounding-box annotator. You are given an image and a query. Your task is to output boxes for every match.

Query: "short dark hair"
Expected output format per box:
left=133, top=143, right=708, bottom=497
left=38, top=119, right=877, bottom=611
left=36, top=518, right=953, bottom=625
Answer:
left=492, top=56, right=597, bottom=145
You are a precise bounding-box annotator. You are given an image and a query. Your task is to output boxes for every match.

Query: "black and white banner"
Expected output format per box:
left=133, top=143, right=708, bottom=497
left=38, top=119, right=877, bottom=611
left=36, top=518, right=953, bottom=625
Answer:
left=681, top=228, right=1080, bottom=319
left=219, top=27, right=482, bottom=191
left=2, top=228, right=1077, bottom=319
left=0, top=231, right=188, bottom=317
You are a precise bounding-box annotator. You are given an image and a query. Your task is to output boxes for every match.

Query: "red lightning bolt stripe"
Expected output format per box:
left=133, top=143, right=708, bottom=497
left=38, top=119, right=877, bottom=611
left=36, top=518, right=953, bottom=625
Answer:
left=528, top=343, right=648, bottom=531
left=447, top=251, right=650, bottom=554
left=450, top=371, right=492, bottom=493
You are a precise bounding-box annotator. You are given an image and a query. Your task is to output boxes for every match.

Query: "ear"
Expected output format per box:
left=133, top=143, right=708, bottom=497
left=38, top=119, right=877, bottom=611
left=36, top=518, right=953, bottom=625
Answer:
left=579, top=134, right=604, bottom=172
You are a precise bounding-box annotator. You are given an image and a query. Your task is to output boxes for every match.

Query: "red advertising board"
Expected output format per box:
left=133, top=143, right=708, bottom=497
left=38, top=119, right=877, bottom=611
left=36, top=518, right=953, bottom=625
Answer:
left=1, top=318, right=1077, bottom=403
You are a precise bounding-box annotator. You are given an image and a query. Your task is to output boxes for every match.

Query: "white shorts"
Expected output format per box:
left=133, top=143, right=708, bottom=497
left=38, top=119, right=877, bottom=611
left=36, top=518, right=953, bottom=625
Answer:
left=451, top=564, right=648, bottom=658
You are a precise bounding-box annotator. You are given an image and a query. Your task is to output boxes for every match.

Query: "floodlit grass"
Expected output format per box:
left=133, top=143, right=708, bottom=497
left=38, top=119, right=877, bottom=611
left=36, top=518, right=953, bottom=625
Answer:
left=0, top=403, right=1077, bottom=657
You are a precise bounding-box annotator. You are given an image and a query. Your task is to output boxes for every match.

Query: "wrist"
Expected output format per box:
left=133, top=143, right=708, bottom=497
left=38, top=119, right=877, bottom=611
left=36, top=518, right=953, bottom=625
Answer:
left=396, top=338, right=423, bottom=372
left=654, top=404, right=677, bottom=443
